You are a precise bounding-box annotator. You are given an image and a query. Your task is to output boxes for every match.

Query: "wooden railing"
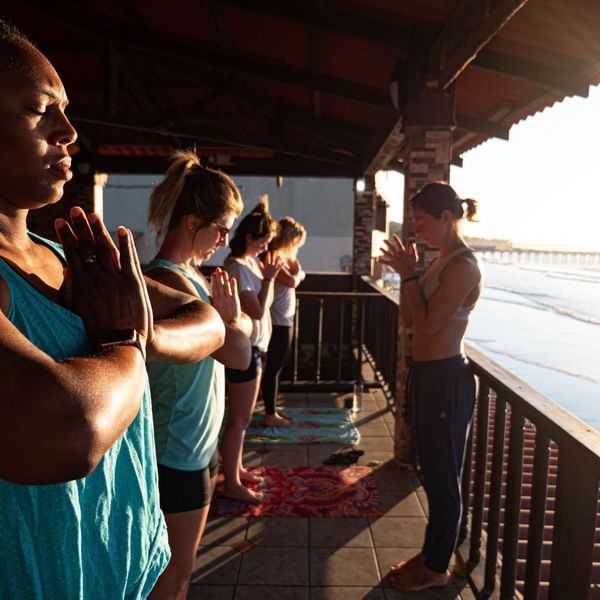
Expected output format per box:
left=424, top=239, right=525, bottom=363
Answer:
left=459, top=345, right=600, bottom=600
left=284, top=274, right=600, bottom=599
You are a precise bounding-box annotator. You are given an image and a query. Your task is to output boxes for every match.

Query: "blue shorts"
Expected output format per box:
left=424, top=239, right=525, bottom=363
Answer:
left=225, top=346, right=264, bottom=383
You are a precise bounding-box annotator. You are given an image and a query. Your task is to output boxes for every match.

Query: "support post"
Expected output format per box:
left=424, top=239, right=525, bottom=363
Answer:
left=393, top=124, right=453, bottom=463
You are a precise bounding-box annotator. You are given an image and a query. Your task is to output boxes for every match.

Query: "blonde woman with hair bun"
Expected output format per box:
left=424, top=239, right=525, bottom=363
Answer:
left=145, top=151, right=252, bottom=600
left=261, top=216, right=307, bottom=427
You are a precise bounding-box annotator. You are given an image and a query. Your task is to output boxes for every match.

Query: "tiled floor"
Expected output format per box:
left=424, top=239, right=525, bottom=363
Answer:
left=189, top=390, right=475, bottom=600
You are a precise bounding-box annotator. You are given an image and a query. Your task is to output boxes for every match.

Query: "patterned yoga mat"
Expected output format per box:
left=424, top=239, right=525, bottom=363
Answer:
left=243, top=407, right=360, bottom=445
left=209, top=465, right=383, bottom=517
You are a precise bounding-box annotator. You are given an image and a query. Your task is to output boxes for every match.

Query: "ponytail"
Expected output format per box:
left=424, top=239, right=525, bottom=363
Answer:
left=229, top=196, right=278, bottom=256
left=462, top=198, right=478, bottom=222
left=148, top=150, right=243, bottom=244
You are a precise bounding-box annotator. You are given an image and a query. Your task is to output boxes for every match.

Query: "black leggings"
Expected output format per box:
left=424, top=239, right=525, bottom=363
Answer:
left=262, top=325, right=293, bottom=415
left=409, top=355, right=475, bottom=573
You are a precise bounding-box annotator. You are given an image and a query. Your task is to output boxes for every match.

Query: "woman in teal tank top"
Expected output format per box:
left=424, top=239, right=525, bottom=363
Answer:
left=145, top=151, right=252, bottom=599
left=0, top=23, right=227, bottom=599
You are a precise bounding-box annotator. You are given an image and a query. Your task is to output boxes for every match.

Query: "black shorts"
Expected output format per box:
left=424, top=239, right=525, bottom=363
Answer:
left=157, top=449, right=220, bottom=514
left=225, top=346, right=264, bottom=383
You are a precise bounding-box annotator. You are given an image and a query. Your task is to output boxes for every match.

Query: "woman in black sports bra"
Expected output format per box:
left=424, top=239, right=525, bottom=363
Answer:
left=379, top=181, right=482, bottom=592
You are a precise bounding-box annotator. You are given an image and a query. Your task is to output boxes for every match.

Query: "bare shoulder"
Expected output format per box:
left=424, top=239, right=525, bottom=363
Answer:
left=446, top=252, right=481, bottom=283
left=144, top=267, right=200, bottom=298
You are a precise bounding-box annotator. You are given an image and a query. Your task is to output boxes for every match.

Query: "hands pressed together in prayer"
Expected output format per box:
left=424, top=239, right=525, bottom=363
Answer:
left=55, top=206, right=153, bottom=351
left=259, top=250, right=284, bottom=281
left=378, top=234, right=419, bottom=279
left=210, top=267, right=242, bottom=324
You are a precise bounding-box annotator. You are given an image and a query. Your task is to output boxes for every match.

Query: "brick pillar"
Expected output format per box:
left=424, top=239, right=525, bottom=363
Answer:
left=352, top=174, right=376, bottom=278
left=393, top=127, right=452, bottom=464
left=27, top=171, right=107, bottom=242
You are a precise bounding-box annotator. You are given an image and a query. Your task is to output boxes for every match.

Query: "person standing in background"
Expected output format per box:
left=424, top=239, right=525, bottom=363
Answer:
left=144, top=151, right=252, bottom=600
left=222, top=199, right=282, bottom=503
left=379, top=181, right=482, bottom=592
left=261, top=216, right=306, bottom=427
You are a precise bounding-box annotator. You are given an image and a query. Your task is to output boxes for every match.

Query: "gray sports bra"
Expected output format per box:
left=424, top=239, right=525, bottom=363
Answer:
left=419, top=246, right=477, bottom=321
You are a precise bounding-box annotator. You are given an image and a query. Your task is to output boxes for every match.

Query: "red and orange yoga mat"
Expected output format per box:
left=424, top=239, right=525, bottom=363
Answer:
left=209, top=465, right=383, bottom=518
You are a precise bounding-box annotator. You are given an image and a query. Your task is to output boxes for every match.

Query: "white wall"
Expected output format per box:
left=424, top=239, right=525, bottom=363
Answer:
left=103, top=174, right=354, bottom=271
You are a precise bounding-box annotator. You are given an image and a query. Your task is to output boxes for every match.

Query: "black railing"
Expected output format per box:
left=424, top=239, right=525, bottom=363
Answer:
left=279, top=274, right=398, bottom=399
left=459, top=345, right=600, bottom=600
left=282, top=290, right=381, bottom=390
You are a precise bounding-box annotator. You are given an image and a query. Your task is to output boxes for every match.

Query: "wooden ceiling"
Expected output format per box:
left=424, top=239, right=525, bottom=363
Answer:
left=4, top=0, right=600, bottom=176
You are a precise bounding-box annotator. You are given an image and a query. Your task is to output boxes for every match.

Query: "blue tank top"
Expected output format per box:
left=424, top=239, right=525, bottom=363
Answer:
left=144, top=260, right=225, bottom=471
left=0, top=235, right=169, bottom=600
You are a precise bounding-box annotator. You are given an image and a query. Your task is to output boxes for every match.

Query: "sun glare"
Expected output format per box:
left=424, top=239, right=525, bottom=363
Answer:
left=377, top=84, right=600, bottom=251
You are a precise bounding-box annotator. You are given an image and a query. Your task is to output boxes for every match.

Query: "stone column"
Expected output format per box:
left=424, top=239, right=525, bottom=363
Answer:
left=393, top=110, right=453, bottom=464
left=352, top=174, right=376, bottom=278
left=27, top=171, right=107, bottom=242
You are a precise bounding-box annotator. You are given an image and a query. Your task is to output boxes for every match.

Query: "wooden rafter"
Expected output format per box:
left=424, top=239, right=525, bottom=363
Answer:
left=361, top=109, right=404, bottom=176
left=426, top=0, right=529, bottom=90
left=94, top=154, right=353, bottom=177
left=210, top=0, right=416, bottom=49
left=206, top=1, right=233, bottom=57
left=455, top=115, right=509, bottom=140
left=70, top=110, right=357, bottom=167
left=311, top=0, right=324, bottom=118
left=473, top=50, right=590, bottom=97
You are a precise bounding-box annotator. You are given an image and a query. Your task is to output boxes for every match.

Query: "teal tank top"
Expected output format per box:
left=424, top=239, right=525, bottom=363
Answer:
left=144, top=260, right=225, bottom=471
left=0, top=235, right=170, bottom=600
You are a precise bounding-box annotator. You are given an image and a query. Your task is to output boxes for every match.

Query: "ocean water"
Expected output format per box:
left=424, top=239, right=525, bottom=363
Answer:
left=466, top=259, right=600, bottom=429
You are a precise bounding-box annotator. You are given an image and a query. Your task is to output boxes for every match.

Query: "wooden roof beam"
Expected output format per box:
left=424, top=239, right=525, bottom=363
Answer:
left=426, top=0, right=529, bottom=90
left=210, top=0, right=415, bottom=49
left=361, top=109, right=405, bottom=176
left=28, top=1, right=389, bottom=108
left=453, top=101, right=513, bottom=152
left=206, top=1, right=233, bottom=57
left=70, top=110, right=357, bottom=167
left=473, top=50, right=590, bottom=97
left=311, top=0, right=324, bottom=118
left=95, top=154, right=354, bottom=177
left=456, top=114, right=509, bottom=140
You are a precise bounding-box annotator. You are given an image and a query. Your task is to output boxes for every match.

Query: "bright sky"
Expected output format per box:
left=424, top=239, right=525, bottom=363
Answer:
left=376, top=83, right=600, bottom=251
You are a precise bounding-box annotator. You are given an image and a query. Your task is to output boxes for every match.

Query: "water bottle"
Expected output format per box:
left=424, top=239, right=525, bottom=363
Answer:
left=352, top=379, right=363, bottom=414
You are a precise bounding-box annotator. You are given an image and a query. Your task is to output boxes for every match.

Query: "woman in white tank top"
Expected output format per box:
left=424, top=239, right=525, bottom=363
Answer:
left=261, top=217, right=307, bottom=427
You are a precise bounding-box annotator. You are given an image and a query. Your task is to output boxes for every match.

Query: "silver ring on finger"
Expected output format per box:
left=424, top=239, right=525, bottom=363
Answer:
left=84, top=253, right=98, bottom=264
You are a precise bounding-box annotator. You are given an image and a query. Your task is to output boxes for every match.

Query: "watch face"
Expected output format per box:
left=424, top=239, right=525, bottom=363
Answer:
left=101, top=329, right=137, bottom=344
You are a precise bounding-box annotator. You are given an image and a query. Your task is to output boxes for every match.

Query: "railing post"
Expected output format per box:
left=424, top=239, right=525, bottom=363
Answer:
left=468, top=383, right=490, bottom=566
left=483, top=394, right=506, bottom=598
left=500, top=409, right=525, bottom=600
left=523, top=430, right=549, bottom=600
left=314, top=298, right=324, bottom=382
left=292, top=297, right=299, bottom=383
left=336, top=299, right=345, bottom=383
left=356, top=298, right=365, bottom=380
left=548, top=452, right=597, bottom=600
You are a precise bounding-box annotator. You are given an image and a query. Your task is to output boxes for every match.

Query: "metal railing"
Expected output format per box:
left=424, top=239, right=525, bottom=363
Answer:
left=284, top=290, right=381, bottom=389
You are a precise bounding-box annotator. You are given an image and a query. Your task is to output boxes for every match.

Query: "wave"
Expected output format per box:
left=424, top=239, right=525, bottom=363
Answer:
left=485, top=284, right=600, bottom=325
left=468, top=339, right=600, bottom=385
left=546, top=271, right=600, bottom=284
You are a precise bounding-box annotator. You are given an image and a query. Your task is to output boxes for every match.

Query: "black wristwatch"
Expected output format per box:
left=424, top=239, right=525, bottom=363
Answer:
left=98, top=329, right=146, bottom=361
